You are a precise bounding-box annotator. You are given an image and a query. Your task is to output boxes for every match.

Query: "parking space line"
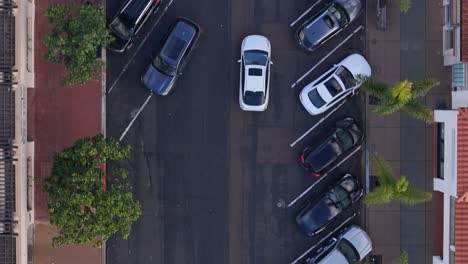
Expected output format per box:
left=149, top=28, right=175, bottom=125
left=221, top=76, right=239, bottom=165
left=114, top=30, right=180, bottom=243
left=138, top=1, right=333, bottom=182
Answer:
left=107, top=0, right=175, bottom=94
left=290, top=99, right=348, bottom=147
left=289, top=0, right=323, bottom=27
left=290, top=213, right=357, bottom=264
left=291, top=25, right=364, bottom=89
left=119, top=93, right=153, bottom=142
left=287, top=145, right=362, bottom=208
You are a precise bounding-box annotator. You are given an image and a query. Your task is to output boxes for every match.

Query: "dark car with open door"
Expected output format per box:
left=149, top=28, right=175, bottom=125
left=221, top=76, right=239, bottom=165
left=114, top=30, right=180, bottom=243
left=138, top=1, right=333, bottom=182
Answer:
left=296, top=174, right=363, bottom=236
left=108, top=0, right=162, bottom=52
left=300, top=117, right=362, bottom=178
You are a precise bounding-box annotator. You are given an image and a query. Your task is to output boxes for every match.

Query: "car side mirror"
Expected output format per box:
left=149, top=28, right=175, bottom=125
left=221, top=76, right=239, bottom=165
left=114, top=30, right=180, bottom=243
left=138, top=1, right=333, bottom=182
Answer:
left=237, top=59, right=241, bottom=63
left=270, top=61, right=274, bottom=65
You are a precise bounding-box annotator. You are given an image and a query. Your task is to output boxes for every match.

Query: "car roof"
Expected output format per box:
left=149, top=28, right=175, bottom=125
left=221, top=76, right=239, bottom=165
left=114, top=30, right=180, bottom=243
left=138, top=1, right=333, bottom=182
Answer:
left=120, top=0, right=153, bottom=24
left=160, top=20, right=198, bottom=66
left=244, top=66, right=266, bottom=93
left=305, top=140, right=342, bottom=172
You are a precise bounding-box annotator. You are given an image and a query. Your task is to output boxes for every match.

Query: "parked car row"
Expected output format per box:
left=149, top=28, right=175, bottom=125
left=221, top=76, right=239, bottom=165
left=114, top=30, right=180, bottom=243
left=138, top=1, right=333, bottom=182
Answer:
left=107, top=0, right=372, bottom=263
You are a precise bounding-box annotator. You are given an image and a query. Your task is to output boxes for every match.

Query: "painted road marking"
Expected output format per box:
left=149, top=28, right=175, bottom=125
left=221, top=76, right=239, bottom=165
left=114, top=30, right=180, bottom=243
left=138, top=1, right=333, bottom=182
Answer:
left=289, top=0, right=323, bottom=27
left=287, top=145, right=362, bottom=208
left=119, top=93, right=153, bottom=141
left=290, top=99, right=348, bottom=147
left=291, top=25, right=364, bottom=89
left=290, top=213, right=357, bottom=264
left=108, top=0, right=175, bottom=94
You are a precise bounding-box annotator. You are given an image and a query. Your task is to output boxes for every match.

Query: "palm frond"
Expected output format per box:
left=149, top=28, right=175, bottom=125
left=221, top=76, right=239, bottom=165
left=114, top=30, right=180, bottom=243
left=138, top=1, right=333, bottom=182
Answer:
left=371, top=153, right=396, bottom=186
left=411, top=78, right=440, bottom=98
left=403, top=99, right=434, bottom=124
left=390, top=80, right=413, bottom=104
left=396, top=185, right=432, bottom=205
left=364, top=186, right=394, bottom=205
left=373, top=100, right=404, bottom=115
left=360, top=78, right=389, bottom=100
left=398, top=0, right=411, bottom=13
left=394, top=250, right=409, bottom=264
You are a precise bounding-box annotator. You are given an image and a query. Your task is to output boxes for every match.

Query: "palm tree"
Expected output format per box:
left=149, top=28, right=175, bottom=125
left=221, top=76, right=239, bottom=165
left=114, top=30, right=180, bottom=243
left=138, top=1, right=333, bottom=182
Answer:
left=359, top=77, right=439, bottom=124
left=365, top=154, right=432, bottom=205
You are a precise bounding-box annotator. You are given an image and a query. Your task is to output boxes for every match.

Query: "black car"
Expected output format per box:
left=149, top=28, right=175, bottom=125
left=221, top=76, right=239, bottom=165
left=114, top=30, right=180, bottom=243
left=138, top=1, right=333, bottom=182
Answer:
left=300, top=118, right=362, bottom=177
left=108, top=0, right=161, bottom=52
left=142, top=18, right=200, bottom=95
left=296, top=174, right=363, bottom=236
left=295, top=0, right=361, bottom=52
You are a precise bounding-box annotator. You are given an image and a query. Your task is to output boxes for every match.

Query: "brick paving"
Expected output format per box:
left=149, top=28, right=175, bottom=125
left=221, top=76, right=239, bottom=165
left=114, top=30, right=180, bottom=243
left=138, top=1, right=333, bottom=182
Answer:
left=30, top=0, right=103, bottom=262
left=365, top=0, right=451, bottom=263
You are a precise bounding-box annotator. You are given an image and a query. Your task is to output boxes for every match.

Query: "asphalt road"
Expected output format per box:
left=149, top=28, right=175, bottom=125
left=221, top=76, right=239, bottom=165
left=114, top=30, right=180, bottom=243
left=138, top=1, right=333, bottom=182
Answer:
left=105, top=0, right=367, bottom=263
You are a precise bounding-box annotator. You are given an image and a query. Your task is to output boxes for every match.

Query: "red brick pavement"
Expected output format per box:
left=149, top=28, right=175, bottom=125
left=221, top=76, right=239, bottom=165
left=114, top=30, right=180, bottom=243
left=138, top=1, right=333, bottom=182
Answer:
left=31, top=0, right=102, bottom=221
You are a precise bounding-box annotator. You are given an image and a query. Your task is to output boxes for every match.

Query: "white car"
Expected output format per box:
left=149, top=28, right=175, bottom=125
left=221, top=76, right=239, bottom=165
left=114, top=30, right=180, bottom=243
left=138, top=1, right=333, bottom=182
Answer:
left=299, top=53, right=371, bottom=115
left=238, top=35, right=272, bottom=111
left=305, top=226, right=372, bottom=264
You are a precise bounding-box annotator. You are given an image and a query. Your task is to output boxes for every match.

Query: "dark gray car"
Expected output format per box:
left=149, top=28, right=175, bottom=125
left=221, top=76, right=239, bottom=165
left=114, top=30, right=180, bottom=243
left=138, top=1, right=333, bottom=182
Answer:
left=142, top=18, right=200, bottom=95
left=295, top=0, right=361, bottom=52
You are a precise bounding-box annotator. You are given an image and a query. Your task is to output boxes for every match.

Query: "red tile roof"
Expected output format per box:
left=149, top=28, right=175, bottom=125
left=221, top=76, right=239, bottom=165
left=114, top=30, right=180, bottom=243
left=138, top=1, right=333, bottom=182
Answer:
left=462, top=2, right=468, bottom=61
left=456, top=108, right=468, bottom=264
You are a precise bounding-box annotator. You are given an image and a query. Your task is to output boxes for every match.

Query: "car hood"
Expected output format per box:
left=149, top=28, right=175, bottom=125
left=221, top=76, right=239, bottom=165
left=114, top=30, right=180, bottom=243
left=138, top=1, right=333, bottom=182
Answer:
left=297, top=199, right=331, bottom=235
left=301, top=14, right=338, bottom=49
left=338, top=53, right=371, bottom=78
left=142, top=65, right=174, bottom=95
left=317, top=250, right=348, bottom=264
left=242, top=35, right=271, bottom=53
left=342, top=227, right=373, bottom=259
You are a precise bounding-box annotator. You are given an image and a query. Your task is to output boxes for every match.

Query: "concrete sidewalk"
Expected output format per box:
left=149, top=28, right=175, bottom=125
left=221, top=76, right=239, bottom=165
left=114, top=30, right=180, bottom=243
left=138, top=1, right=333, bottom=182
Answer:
left=365, top=0, right=451, bottom=263
left=30, top=0, right=104, bottom=262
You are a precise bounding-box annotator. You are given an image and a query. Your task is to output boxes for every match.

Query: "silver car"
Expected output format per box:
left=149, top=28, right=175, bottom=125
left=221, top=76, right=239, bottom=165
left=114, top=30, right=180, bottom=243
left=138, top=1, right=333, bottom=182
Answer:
left=305, top=226, right=372, bottom=264
left=295, top=0, right=362, bottom=52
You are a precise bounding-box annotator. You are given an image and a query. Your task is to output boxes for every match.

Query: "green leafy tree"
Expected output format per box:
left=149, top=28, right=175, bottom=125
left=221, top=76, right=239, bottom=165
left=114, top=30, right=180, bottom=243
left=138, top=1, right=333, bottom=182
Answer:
left=394, top=250, right=409, bottom=264
left=43, top=134, right=141, bottom=247
left=398, top=0, right=411, bottom=13
left=360, top=77, right=439, bottom=124
left=365, top=154, right=432, bottom=205
left=44, top=3, right=112, bottom=85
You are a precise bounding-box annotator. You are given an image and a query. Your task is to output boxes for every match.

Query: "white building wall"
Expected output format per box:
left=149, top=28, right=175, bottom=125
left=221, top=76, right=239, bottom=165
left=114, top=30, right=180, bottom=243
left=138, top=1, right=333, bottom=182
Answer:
left=433, top=110, right=458, bottom=264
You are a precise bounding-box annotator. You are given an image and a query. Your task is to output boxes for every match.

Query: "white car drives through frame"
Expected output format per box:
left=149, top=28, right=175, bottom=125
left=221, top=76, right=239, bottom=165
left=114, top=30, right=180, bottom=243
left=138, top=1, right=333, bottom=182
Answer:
left=238, top=35, right=272, bottom=112
left=299, top=53, right=371, bottom=115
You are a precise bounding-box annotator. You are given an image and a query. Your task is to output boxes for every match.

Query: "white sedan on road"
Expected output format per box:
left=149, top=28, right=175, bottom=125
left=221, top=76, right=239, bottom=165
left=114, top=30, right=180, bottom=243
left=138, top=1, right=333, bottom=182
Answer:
left=238, top=35, right=272, bottom=112
left=299, top=53, right=371, bottom=115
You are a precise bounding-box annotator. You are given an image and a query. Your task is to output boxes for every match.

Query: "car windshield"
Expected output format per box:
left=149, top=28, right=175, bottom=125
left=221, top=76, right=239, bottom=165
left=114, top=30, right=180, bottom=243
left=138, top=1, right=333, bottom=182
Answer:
left=152, top=56, right=176, bottom=77
left=110, top=16, right=132, bottom=40
left=329, top=185, right=351, bottom=209
left=308, top=89, right=326, bottom=108
left=328, top=4, right=348, bottom=26
left=336, top=66, right=355, bottom=89
left=324, top=77, right=343, bottom=97
left=244, top=50, right=268, bottom=65
left=337, top=239, right=360, bottom=263
left=335, top=128, right=354, bottom=150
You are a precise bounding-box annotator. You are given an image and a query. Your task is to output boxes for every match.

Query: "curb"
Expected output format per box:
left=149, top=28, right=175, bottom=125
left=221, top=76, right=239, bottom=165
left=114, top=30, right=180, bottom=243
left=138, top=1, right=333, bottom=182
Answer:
left=100, top=46, right=107, bottom=264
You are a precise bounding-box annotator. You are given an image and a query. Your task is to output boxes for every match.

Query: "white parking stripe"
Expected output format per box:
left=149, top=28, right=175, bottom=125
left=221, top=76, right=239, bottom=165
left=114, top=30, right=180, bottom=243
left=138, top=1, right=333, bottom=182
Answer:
left=291, top=25, right=364, bottom=89
left=290, top=99, right=348, bottom=147
left=290, top=213, right=357, bottom=264
left=287, top=145, right=362, bottom=208
left=107, top=0, right=175, bottom=94
left=119, top=93, right=153, bottom=142
left=289, top=0, right=323, bottom=27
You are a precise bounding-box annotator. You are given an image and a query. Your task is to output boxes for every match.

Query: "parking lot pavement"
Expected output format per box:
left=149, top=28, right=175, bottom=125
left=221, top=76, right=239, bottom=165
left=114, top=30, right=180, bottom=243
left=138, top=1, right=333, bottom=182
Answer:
left=105, top=0, right=367, bottom=263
